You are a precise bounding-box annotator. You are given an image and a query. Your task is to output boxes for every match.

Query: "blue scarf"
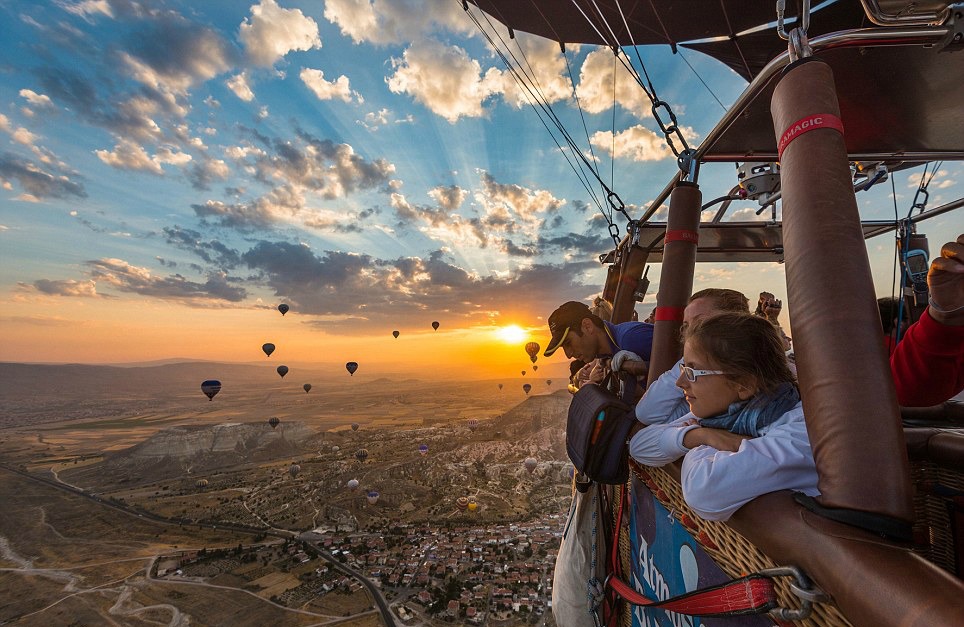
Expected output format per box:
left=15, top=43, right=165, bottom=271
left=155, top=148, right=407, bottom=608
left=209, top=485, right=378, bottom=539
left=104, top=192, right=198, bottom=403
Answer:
left=697, top=382, right=800, bottom=437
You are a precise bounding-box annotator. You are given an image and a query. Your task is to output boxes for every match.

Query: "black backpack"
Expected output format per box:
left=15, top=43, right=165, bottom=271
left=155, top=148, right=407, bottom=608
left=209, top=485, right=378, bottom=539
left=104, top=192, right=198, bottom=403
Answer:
left=566, top=372, right=636, bottom=485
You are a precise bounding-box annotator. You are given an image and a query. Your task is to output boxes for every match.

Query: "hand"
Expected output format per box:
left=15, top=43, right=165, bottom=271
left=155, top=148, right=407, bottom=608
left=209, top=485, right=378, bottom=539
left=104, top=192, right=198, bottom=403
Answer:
left=611, top=350, right=643, bottom=372
left=764, top=298, right=782, bottom=322
left=682, top=427, right=752, bottom=452
left=928, top=234, right=964, bottom=326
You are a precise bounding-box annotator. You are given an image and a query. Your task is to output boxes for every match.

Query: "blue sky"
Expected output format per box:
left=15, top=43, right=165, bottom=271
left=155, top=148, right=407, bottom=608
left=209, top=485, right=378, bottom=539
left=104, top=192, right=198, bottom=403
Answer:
left=0, top=0, right=961, bottom=366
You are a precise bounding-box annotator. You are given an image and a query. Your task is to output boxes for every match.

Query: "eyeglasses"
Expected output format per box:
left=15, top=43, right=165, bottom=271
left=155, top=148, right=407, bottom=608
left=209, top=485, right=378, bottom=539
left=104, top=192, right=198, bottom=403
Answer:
left=678, top=363, right=728, bottom=382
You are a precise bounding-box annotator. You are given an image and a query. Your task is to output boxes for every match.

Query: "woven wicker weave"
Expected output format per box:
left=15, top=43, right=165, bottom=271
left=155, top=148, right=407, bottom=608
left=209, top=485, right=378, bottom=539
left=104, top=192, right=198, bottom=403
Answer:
left=910, top=460, right=963, bottom=575
left=622, top=463, right=853, bottom=627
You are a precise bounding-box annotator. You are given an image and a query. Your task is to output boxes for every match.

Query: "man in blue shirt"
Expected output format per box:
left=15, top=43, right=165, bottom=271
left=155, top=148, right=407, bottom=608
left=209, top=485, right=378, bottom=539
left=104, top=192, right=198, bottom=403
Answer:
left=543, top=300, right=652, bottom=379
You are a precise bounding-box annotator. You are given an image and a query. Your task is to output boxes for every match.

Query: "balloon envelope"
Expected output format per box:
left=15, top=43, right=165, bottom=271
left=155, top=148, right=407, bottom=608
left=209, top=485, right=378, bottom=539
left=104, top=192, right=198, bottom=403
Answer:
left=366, top=490, right=380, bottom=504
left=289, top=463, right=301, bottom=478
left=196, top=479, right=208, bottom=488
left=525, top=341, right=540, bottom=361
left=355, top=448, right=369, bottom=462
left=498, top=383, right=503, bottom=390
left=347, top=478, right=359, bottom=490
left=418, top=444, right=429, bottom=456
left=351, top=422, right=360, bottom=431
left=262, top=343, right=275, bottom=357
left=467, top=419, right=479, bottom=432
left=332, top=445, right=340, bottom=452
left=468, top=501, right=478, bottom=512
left=524, top=457, right=537, bottom=473
left=546, top=379, right=552, bottom=386
left=277, top=365, right=288, bottom=378
left=392, top=330, right=400, bottom=338
left=278, top=303, right=289, bottom=315
left=533, top=365, right=538, bottom=371
left=303, top=383, right=312, bottom=393
left=346, top=362, right=358, bottom=376
left=431, top=321, right=440, bottom=330
left=523, top=383, right=532, bottom=395
left=201, top=380, right=221, bottom=401
left=521, top=370, right=526, bottom=376
left=268, top=417, right=280, bottom=429
left=456, top=496, right=469, bottom=510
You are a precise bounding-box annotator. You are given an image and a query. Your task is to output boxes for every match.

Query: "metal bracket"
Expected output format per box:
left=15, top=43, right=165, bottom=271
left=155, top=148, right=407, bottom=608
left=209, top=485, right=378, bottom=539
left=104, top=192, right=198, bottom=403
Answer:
left=758, top=565, right=830, bottom=622
left=938, top=4, right=964, bottom=51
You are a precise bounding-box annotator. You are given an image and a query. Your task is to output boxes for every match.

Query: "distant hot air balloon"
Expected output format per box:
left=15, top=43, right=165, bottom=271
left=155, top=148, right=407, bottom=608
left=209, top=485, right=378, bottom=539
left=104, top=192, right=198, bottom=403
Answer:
left=355, top=448, right=369, bottom=462
left=351, top=422, right=360, bottom=432
left=521, top=370, right=526, bottom=376
left=524, top=457, right=537, bottom=473
left=366, top=490, right=380, bottom=505
left=498, top=383, right=503, bottom=391
left=196, top=479, right=208, bottom=488
left=431, top=321, right=440, bottom=331
left=468, top=501, right=478, bottom=512
left=418, top=444, right=429, bottom=456
left=303, top=383, right=312, bottom=394
left=392, top=330, right=400, bottom=338
left=347, top=478, right=359, bottom=490
left=523, top=383, right=532, bottom=395
left=278, top=303, right=289, bottom=316
left=533, top=365, right=538, bottom=371
left=525, top=342, right=540, bottom=363
left=277, top=365, right=288, bottom=378
left=262, top=343, right=275, bottom=357
left=456, top=496, right=469, bottom=510
left=467, top=419, right=479, bottom=432
left=546, top=379, right=552, bottom=386
left=331, top=445, right=340, bottom=452
left=201, top=380, right=221, bottom=401
left=346, top=362, right=358, bottom=376
left=289, top=463, right=301, bottom=478
left=268, top=417, right=280, bottom=429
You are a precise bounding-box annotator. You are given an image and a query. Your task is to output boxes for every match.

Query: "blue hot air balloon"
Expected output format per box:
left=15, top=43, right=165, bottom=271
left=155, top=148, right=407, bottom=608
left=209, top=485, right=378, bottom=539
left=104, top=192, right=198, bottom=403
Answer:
left=201, top=380, right=221, bottom=401
left=346, top=362, right=358, bottom=376
left=366, top=490, right=380, bottom=505
left=418, top=444, right=429, bottom=456
left=523, top=383, right=532, bottom=395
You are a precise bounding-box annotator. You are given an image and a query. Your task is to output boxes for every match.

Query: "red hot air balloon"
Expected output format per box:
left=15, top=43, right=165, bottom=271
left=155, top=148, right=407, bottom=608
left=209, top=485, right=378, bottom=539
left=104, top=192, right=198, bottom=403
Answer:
left=277, top=365, right=288, bottom=378
left=431, top=321, right=440, bottom=331
left=268, top=417, right=280, bottom=429
left=523, top=383, right=532, bottom=395
left=201, top=380, right=221, bottom=401
left=392, top=330, right=400, bottom=338
left=303, top=383, right=312, bottom=393
left=262, top=343, right=275, bottom=357
left=346, top=362, right=358, bottom=376
left=278, top=303, right=289, bottom=315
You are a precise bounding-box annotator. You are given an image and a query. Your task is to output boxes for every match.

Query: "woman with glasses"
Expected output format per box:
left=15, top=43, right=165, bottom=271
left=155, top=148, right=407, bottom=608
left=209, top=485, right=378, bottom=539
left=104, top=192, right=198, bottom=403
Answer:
left=629, top=312, right=818, bottom=521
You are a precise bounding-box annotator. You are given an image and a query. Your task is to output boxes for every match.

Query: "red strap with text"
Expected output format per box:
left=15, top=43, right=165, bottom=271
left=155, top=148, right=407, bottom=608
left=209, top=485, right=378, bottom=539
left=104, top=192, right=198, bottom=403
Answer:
left=664, top=229, right=699, bottom=244
left=608, top=573, right=778, bottom=617
left=778, top=113, right=844, bottom=159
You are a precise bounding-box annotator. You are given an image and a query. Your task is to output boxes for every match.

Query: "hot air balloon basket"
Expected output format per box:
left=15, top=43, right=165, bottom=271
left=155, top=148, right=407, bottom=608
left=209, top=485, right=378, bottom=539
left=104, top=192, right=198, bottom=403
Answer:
left=628, top=461, right=853, bottom=627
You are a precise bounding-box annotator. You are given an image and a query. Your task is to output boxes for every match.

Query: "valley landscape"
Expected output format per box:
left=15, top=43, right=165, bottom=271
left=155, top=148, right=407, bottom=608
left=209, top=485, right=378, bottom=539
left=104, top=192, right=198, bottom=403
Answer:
left=0, top=362, right=574, bottom=626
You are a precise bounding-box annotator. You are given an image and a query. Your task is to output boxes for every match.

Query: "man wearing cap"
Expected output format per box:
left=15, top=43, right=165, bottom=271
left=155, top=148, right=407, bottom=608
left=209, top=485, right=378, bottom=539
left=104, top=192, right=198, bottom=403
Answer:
left=543, top=301, right=652, bottom=379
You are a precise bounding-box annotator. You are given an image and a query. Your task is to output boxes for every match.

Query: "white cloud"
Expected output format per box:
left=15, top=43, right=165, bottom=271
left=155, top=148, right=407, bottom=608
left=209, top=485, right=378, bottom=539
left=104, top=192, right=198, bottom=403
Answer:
left=239, top=0, right=321, bottom=67
left=11, top=127, right=39, bottom=146
left=388, top=39, right=502, bottom=123
left=590, top=125, right=698, bottom=162
left=19, top=89, right=54, bottom=109
left=300, top=68, right=362, bottom=103
left=0, top=114, right=9, bottom=132
left=226, top=72, right=255, bottom=102
left=323, top=0, right=473, bottom=45
left=94, top=140, right=174, bottom=175
left=489, top=33, right=574, bottom=109
left=57, top=0, right=113, bottom=20
left=576, top=48, right=656, bottom=118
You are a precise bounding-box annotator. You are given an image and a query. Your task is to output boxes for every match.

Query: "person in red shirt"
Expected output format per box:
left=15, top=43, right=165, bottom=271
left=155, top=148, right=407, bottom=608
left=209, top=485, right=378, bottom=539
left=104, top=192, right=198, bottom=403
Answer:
left=891, top=234, right=964, bottom=406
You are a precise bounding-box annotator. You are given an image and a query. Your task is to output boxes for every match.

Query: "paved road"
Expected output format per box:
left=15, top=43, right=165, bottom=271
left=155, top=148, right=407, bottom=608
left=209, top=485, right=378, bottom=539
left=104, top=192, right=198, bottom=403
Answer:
left=0, top=463, right=397, bottom=627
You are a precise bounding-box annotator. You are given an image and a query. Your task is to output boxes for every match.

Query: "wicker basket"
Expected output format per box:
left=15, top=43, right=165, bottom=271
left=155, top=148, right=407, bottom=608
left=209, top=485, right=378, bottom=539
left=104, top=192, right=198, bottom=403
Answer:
left=910, top=459, right=963, bottom=575
left=623, top=462, right=853, bottom=627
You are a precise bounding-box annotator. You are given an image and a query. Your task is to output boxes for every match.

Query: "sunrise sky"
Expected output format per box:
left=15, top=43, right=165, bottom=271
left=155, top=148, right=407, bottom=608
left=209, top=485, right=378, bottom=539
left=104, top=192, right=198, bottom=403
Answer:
left=1, top=0, right=961, bottom=377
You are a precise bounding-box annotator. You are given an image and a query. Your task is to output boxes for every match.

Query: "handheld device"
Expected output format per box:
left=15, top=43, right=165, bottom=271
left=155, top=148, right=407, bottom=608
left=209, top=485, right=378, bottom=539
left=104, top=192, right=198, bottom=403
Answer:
left=903, top=249, right=929, bottom=290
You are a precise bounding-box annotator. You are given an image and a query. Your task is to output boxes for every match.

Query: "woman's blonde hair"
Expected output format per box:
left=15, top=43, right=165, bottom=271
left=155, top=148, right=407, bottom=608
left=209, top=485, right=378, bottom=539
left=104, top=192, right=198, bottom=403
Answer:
left=589, top=296, right=613, bottom=322
left=685, top=312, right=794, bottom=394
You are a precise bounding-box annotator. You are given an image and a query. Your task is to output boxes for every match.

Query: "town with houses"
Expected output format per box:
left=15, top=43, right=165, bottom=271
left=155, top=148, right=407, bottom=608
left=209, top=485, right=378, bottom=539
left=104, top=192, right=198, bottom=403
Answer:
left=154, top=513, right=565, bottom=625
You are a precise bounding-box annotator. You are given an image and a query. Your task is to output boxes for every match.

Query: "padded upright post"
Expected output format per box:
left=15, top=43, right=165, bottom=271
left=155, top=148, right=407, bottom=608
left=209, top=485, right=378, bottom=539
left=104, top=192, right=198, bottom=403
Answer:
left=612, top=244, right=650, bottom=324
left=770, top=58, right=914, bottom=524
left=646, top=181, right=701, bottom=388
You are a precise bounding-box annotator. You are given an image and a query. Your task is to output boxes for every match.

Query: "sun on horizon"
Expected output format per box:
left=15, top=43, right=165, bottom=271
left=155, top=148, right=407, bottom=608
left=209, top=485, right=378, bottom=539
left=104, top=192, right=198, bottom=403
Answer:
left=495, top=324, right=527, bottom=344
